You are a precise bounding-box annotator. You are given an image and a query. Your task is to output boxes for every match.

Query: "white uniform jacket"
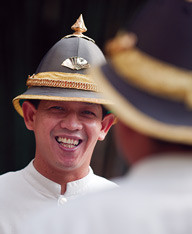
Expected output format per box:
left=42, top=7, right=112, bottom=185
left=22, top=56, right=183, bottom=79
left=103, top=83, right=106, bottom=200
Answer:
left=19, top=154, right=192, bottom=234
left=0, top=160, right=117, bottom=233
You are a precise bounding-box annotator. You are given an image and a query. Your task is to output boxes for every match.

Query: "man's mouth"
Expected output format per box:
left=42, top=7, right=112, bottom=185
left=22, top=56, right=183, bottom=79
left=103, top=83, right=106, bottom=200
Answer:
left=56, top=137, right=82, bottom=149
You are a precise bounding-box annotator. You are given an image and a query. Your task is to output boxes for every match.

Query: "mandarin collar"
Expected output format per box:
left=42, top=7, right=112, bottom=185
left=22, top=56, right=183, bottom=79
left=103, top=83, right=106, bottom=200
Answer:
left=22, top=160, right=93, bottom=199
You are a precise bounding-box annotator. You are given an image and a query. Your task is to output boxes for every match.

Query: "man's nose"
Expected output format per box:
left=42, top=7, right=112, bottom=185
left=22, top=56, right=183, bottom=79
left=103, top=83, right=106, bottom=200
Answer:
left=60, top=112, right=83, bottom=131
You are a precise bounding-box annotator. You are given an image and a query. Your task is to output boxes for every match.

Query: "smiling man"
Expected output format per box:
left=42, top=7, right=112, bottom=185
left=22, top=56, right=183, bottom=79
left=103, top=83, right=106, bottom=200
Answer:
left=0, top=15, right=116, bottom=233
left=18, top=1, right=192, bottom=234
left=22, top=100, right=114, bottom=195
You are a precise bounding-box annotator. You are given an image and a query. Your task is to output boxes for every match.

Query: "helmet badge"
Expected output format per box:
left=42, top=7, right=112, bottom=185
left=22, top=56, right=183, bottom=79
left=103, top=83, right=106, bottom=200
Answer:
left=61, top=57, right=90, bottom=70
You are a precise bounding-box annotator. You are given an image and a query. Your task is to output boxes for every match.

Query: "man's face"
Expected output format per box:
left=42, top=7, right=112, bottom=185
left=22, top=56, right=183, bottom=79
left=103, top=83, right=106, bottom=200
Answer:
left=22, top=100, right=114, bottom=179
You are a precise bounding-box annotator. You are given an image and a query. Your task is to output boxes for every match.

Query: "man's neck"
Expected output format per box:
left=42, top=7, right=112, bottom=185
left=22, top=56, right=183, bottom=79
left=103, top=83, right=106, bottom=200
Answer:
left=33, top=158, right=90, bottom=194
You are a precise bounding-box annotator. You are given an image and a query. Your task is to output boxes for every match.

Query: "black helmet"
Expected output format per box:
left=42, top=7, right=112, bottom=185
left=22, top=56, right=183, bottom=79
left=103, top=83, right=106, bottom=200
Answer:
left=13, top=14, right=111, bottom=117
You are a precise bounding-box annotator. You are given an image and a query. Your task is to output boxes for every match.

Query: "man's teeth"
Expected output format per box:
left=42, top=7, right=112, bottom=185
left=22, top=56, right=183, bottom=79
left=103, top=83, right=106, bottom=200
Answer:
left=57, top=137, right=79, bottom=146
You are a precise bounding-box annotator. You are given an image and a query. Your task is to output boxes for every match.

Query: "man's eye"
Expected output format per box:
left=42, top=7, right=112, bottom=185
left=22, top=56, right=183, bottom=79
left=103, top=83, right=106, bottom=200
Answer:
left=50, top=106, right=64, bottom=111
left=82, top=110, right=96, bottom=116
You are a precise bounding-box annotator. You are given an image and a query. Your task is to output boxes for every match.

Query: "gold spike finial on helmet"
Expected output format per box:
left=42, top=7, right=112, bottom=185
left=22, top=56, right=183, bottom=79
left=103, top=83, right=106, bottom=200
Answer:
left=105, top=32, right=138, bottom=56
left=64, top=14, right=95, bottom=43
left=71, top=14, right=87, bottom=36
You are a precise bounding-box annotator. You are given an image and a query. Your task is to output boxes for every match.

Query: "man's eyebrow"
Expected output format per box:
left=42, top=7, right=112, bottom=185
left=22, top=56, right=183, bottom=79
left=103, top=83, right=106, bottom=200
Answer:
left=84, top=102, right=98, bottom=106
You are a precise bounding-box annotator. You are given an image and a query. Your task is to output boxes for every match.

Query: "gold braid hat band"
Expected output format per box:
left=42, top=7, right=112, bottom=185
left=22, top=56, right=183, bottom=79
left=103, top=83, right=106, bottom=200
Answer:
left=110, top=48, right=192, bottom=108
left=26, top=71, right=100, bottom=92
left=104, top=32, right=192, bottom=108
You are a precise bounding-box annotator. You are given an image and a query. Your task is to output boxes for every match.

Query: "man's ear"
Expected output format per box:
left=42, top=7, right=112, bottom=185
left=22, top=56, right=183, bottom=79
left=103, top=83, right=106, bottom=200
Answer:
left=98, top=113, right=116, bottom=141
left=22, top=101, right=37, bottom=131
